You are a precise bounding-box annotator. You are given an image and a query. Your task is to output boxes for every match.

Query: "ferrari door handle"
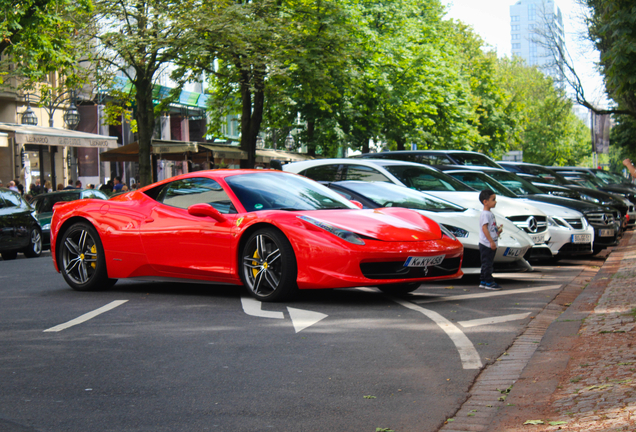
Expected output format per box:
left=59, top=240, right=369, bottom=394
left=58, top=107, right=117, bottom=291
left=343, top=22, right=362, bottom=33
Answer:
left=143, top=217, right=154, bottom=223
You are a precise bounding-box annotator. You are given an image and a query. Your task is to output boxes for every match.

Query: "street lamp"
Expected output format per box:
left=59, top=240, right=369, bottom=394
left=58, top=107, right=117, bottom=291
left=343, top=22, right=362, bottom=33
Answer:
left=63, top=98, right=81, bottom=130
left=285, top=132, right=295, bottom=151
left=21, top=103, right=39, bottom=126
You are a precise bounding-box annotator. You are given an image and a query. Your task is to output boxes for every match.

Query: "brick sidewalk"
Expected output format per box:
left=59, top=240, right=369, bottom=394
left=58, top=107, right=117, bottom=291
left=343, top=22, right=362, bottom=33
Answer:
left=439, top=230, right=636, bottom=432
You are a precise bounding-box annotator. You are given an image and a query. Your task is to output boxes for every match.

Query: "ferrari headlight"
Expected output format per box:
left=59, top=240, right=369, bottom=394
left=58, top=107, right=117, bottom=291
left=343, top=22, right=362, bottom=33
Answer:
left=441, top=224, right=467, bottom=239
left=579, top=194, right=600, bottom=204
left=298, top=215, right=365, bottom=245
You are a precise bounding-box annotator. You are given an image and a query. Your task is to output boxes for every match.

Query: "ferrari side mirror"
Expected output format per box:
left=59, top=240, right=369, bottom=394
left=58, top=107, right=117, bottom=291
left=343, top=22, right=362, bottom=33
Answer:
left=350, top=200, right=364, bottom=209
left=187, top=203, right=227, bottom=222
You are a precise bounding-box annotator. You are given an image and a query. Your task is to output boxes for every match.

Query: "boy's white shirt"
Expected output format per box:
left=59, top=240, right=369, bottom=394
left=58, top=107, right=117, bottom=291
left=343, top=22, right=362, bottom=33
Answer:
left=479, top=210, right=498, bottom=247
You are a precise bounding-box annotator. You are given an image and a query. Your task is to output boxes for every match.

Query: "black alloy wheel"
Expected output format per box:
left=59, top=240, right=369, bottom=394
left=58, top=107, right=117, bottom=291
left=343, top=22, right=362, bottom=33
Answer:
left=59, top=222, right=117, bottom=291
left=23, top=227, right=42, bottom=258
left=240, top=227, right=298, bottom=302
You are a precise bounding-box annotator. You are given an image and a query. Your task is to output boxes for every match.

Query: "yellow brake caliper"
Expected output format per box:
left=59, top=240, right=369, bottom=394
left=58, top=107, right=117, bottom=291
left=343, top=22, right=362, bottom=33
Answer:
left=252, top=250, right=260, bottom=278
left=90, top=245, right=97, bottom=269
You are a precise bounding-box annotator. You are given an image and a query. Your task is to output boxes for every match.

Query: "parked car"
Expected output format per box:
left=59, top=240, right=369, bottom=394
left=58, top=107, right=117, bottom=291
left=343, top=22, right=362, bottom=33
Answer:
left=283, top=158, right=553, bottom=259
left=30, top=189, right=109, bottom=250
left=324, top=180, right=534, bottom=273
left=442, top=170, right=596, bottom=257
left=0, top=188, right=42, bottom=260
left=50, top=170, right=465, bottom=301
left=549, top=166, right=636, bottom=204
left=353, top=149, right=503, bottom=169
left=498, top=162, right=636, bottom=227
left=461, top=168, right=621, bottom=254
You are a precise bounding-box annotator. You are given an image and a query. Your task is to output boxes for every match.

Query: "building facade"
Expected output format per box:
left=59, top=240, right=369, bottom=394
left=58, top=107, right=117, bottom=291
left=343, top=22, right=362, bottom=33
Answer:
left=510, top=0, right=566, bottom=86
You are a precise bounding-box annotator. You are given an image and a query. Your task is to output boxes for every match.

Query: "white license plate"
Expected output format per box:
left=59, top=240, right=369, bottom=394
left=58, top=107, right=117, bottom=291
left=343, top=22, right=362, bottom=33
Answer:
left=404, top=255, right=445, bottom=267
left=599, top=229, right=614, bottom=237
left=504, top=247, right=522, bottom=257
left=571, top=234, right=592, bottom=244
left=529, top=233, right=545, bottom=244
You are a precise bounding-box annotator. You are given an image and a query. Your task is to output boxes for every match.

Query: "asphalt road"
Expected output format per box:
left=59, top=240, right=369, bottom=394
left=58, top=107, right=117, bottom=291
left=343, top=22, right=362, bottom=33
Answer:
left=0, top=253, right=604, bottom=432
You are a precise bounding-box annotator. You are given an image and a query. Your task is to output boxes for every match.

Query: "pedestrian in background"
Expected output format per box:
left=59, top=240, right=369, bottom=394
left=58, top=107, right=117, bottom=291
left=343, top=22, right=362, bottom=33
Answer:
left=44, top=181, right=52, bottom=193
left=623, top=158, right=636, bottom=180
left=8, top=181, right=18, bottom=192
left=479, top=189, right=503, bottom=291
left=113, top=176, right=123, bottom=192
left=57, top=183, right=64, bottom=191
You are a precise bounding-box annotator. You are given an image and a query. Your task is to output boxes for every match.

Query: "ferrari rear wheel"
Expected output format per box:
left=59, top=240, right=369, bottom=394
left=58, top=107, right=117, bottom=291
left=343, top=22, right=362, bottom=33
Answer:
left=377, top=282, right=421, bottom=295
left=240, top=228, right=297, bottom=302
left=59, top=222, right=117, bottom=291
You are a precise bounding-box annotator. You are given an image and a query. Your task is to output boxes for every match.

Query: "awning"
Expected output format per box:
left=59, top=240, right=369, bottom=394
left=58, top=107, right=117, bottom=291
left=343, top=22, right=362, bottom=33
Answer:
left=0, top=122, right=118, bottom=149
left=100, top=142, right=142, bottom=162
left=255, top=149, right=314, bottom=163
left=199, top=144, right=247, bottom=159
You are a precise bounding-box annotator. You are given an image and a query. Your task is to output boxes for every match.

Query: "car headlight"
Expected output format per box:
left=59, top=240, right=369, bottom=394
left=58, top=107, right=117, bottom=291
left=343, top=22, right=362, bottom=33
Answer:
left=42, top=223, right=51, bottom=231
left=298, top=215, right=365, bottom=245
left=579, top=194, right=600, bottom=204
left=441, top=224, right=467, bottom=239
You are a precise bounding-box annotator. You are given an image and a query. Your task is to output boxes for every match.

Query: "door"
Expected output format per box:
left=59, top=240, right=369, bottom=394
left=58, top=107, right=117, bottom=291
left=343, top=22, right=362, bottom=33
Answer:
left=139, top=177, right=239, bottom=279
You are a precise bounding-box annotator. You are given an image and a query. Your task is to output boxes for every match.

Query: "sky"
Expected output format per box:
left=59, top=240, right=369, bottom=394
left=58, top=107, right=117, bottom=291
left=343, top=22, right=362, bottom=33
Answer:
left=441, top=0, right=607, bottom=108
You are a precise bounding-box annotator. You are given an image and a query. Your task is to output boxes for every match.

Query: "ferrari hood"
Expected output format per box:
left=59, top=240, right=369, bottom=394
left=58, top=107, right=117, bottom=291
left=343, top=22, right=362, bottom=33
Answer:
left=299, top=208, right=442, bottom=242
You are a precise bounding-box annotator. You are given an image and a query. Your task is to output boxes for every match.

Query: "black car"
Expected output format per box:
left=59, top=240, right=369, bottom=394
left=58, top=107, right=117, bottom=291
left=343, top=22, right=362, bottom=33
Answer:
left=0, top=188, right=42, bottom=260
left=445, top=168, right=622, bottom=254
left=549, top=166, right=636, bottom=204
left=353, top=150, right=503, bottom=169
left=498, top=162, right=636, bottom=222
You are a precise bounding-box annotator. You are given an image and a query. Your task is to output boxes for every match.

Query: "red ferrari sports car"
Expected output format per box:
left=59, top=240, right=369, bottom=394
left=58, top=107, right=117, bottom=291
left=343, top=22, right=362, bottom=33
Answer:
left=50, top=170, right=463, bottom=301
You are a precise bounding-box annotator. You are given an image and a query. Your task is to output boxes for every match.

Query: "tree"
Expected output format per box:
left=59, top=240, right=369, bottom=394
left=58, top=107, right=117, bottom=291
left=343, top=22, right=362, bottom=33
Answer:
left=93, top=0, right=199, bottom=186
left=0, top=0, right=92, bottom=87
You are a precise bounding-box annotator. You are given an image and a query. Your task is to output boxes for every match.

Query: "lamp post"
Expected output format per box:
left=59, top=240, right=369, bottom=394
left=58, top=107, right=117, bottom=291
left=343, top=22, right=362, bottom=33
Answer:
left=18, top=88, right=82, bottom=190
left=285, top=132, right=295, bottom=151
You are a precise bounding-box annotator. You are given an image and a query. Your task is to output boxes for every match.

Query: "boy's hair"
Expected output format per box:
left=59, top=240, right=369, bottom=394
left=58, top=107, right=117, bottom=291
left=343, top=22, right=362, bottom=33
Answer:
left=479, top=189, right=495, bottom=204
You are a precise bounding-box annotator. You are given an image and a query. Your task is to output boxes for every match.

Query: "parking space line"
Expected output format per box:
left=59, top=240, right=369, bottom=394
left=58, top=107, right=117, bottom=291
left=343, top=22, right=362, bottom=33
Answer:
left=411, top=285, right=562, bottom=304
left=43, top=300, right=128, bottom=332
left=389, top=296, right=483, bottom=370
left=240, top=296, right=284, bottom=319
left=458, top=312, right=532, bottom=328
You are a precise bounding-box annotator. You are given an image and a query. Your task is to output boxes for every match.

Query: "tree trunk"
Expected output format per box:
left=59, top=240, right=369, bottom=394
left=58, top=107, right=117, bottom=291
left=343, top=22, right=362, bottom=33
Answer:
left=307, top=120, right=316, bottom=157
left=362, top=138, right=370, bottom=154
left=239, top=67, right=265, bottom=169
left=135, top=76, right=155, bottom=186
left=396, top=136, right=406, bottom=151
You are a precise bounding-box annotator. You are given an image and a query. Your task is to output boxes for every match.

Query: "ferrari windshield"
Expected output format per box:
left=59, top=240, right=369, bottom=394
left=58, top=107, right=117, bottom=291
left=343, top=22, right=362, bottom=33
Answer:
left=226, top=172, right=358, bottom=211
left=383, top=165, right=475, bottom=192
left=335, top=181, right=466, bottom=212
left=484, top=170, right=544, bottom=195
left=446, top=171, right=517, bottom=198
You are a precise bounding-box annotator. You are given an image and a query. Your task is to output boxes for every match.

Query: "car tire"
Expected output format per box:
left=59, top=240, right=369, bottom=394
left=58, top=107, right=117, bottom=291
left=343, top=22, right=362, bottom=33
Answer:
left=240, top=227, right=297, bottom=302
left=23, top=227, right=43, bottom=258
left=59, top=222, right=117, bottom=291
left=1, top=251, right=18, bottom=261
left=377, top=282, right=421, bottom=295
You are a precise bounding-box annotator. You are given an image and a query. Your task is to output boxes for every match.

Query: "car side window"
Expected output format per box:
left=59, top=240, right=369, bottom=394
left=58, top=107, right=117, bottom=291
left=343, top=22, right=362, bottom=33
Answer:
left=429, top=155, right=453, bottom=165
left=0, top=194, right=6, bottom=209
left=300, top=165, right=342, bottom=182
left=344, top=165, right=390, bottom=182
left=159, top=178, right=237, bottom=214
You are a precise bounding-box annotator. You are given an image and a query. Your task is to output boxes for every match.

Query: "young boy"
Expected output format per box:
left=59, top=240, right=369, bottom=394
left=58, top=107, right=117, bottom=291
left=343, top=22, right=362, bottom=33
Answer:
left=479, top=189, right=503, bottom=290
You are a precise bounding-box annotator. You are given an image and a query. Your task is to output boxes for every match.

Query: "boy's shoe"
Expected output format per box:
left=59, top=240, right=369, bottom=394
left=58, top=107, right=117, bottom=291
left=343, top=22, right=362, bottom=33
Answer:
left=481, top=281, right=502, bottom=291
left=479, top=281, right=487, bottom=288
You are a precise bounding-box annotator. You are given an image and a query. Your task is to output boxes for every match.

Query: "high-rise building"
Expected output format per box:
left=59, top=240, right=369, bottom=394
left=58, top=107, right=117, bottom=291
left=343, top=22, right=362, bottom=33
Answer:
left=510, top=0, right=565, bottom=85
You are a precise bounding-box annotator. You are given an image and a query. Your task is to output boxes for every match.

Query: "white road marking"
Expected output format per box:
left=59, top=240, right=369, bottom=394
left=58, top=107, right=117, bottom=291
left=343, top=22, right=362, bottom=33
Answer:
left=240, top=297, right=284, bottom=319
left=287, top=307, right=328, bottom=333
left=43, top=300, right=128, bottom=332
left=458, top=312, right=532, bottom=328
left=411, top=285, right=562, bottom=304
left=388, top=296, right=483, bottom=370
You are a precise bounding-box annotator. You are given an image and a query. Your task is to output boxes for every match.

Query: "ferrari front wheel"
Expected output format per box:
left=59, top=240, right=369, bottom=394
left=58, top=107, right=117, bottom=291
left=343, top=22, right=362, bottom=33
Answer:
left=59, top=222, right=117, bottom=291
left=240, top=228, right=297, bottom=302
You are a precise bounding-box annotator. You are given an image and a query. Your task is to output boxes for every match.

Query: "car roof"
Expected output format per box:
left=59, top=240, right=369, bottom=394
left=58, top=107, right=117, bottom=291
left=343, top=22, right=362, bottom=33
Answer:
left=284, top=158, right=431, bottom=171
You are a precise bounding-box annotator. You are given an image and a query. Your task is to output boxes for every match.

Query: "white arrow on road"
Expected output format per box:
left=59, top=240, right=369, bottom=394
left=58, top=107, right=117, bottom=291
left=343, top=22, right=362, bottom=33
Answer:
left=287, top=307, right=328, bottom=333
left=240, top=296, right=328, bottom=333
